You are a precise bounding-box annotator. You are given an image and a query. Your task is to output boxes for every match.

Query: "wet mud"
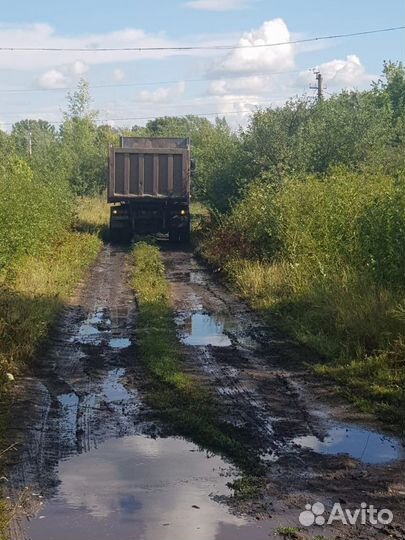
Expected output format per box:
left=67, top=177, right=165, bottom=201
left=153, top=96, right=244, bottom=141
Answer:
left=162, top=245, right=405, bottom=539
left=1, top=242, right=404, bottom=540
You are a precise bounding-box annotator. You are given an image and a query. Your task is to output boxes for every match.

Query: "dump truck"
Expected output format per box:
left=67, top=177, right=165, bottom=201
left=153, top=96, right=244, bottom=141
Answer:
left=108, top=137, right=192, bottom=242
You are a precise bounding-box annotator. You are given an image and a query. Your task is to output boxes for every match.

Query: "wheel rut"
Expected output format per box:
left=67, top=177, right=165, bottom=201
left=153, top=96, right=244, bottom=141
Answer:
left=161, top=244, right=405, bottom=539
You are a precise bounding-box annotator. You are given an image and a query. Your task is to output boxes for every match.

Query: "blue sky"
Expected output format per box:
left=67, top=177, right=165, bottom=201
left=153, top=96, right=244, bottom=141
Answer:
left=0, top=0, right=403, bottom=129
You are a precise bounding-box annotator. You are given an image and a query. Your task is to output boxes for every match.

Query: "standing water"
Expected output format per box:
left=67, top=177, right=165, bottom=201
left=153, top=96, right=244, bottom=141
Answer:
left=24, top=436, right=271, bottom=540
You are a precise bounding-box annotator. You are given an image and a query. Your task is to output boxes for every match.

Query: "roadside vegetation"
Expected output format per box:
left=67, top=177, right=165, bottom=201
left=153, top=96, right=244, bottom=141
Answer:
left=130, top=241, right=264, bottom=473
left=195, top=62, right=405, bottom=433
left=0, top=81, right=112, bottom=383
left=0, top=82, right=112, bottom=535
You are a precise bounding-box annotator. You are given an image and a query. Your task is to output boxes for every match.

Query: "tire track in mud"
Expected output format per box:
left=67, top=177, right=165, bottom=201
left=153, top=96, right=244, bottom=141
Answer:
left=2, top=245, right=148, bottom=536
left=161, top=245, right=405, bottom=539
left=163, top=248, right=315, bottom=455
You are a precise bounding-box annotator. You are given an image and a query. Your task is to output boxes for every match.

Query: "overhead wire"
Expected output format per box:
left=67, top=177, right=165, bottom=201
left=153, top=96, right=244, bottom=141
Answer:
left=0, top=67, right=311, bottom=94
left=0, top=25, right=403, bottom=52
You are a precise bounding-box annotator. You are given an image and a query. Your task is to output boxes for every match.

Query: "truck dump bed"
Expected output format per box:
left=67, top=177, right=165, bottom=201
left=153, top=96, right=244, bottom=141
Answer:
left=108, top=137, right=190, bottom=203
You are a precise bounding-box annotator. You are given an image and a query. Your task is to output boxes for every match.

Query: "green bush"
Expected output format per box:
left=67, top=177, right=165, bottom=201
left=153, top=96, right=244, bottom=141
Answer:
left=0, top=156, right=72, bottom=271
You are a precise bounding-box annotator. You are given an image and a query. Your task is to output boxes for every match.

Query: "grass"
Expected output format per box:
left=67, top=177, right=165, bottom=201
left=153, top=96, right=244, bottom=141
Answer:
left=202, top=254, right=405, bottom=434
left=226, top=475, right=266, bottom=501
left=276, top=527, right=300, bottom=539
left=74, top=194, right=110, bottom=237
left=0, top=232, right=101, bottom=377
left=0, top=500, right=10, bottom=540
left=130, top=241, right=264, bottom=474
left=0, top=197, right=108, bottom=378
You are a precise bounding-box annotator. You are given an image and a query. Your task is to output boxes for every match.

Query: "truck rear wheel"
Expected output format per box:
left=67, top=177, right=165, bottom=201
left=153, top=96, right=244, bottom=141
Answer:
left=179, top=228, right=190, bottom=244
left=169, top=230, right=179, bottom=243
left=110, top=226, right=132, bottom=244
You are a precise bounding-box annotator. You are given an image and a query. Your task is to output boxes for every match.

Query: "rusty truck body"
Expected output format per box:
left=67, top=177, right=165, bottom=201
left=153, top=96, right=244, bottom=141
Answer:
left=108, top=137, right=192, bottom=242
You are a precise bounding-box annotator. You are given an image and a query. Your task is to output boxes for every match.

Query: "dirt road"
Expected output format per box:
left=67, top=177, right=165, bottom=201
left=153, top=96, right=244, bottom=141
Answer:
left=1, top=243, right=404, bottom=540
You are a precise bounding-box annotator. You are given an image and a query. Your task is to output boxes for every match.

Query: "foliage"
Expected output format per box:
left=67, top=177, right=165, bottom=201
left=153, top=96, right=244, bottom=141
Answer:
left=11, top=119, right=56, bottom=157
left=199, top=63, right=405, bottom=432
left=195, top=62, right=405, bottom=209
left=0, top=232, right=101, bottom=376
left=0, top=80, right=112, bottom=379
left=0, top=155, right=72, bottom=271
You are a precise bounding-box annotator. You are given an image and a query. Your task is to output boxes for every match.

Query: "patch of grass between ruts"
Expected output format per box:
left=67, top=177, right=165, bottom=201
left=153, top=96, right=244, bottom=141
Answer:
left=130, top=241, right=264, bottom=475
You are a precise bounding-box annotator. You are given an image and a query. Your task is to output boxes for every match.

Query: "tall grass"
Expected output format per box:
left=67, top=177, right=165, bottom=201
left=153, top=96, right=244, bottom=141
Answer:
left=74, top=195, right=110, bottom=236
left=201, top=169, right=405, bottom=431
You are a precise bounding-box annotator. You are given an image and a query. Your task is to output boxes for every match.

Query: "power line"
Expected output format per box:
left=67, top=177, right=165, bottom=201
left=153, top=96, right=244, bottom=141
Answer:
left=0, top=68, right=310, bottom=95
left=0, top=95, right=302, bottom=118
left=0, top=106, right=282, bottom=127
left=0, top=25, right=403, bottom=52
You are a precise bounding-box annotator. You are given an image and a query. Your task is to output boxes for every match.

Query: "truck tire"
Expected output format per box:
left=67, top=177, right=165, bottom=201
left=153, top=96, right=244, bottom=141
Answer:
left=169, top=230, right=178, bottom=243
left=179, top=221, right=191, bottom=244
left=110, top=226, right=132, bottom=244
left=179, top=228, right=190, bottom=244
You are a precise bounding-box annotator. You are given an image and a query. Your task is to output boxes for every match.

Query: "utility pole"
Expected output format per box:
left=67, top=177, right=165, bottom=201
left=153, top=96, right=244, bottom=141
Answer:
left=310, top=71, right=324, bottom=101
left=28, top=130, right=32, bottom=158
left=27, top=120, right=32, bottom=158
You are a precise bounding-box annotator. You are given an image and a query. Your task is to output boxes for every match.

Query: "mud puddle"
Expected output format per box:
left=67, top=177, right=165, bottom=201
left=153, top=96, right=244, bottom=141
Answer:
left=293, top=425, right=403, bottom=465
left=179, top=312, right=235, bottom=347
left=24, top=436, right=273, bottom=540
left=169, top=251, right=405, bottom=466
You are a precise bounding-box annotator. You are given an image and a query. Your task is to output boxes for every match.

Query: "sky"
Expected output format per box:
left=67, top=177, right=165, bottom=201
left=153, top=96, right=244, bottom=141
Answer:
left=0, top=0, right=404, bottom=130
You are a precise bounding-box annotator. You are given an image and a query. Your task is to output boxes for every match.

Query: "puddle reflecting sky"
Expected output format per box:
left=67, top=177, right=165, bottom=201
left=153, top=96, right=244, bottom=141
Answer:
left=293, top=425, right=403, bottom=464
left=69, top=309, right=132, bottom=350
left=180, top=313, right=234, bottom=347
left=26, top=436, right=271, bottom=540
left=109, top=338, right=132, bottom=349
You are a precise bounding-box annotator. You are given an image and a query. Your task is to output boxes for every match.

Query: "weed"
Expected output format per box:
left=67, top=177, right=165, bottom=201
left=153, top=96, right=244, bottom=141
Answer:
left=276, top=526, right=300, bottom=539
left=227, top=475, right=266, bottom=501
left=0, top=232, right=101, bottom=378
left=73, top=195, right=110, bottom=237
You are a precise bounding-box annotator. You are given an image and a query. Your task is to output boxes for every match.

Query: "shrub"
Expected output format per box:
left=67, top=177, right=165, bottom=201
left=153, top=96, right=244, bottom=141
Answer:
left=0, top=156, right=72, bottom=272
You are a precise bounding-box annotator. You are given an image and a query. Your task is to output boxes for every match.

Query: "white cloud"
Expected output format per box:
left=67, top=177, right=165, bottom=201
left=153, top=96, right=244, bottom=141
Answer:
left=112, top=68, right=125, bottom=82
left=37, top=69, right=68, bottom=89
left=212, top=19, right=295, bottom=75
left=138, top=81, right=186, bottom=103
left=300, top=55, right=374, bottom=89
left=208, top=75, right=266, bottom=95
left=68, top=60, right=89, bottom=76
left=36, top=60, right=88, bottom=89
left=184, top=0, right=250, bottom=11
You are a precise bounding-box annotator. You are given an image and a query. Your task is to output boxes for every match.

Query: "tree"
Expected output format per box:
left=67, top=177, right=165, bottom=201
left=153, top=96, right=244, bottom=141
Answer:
left=60, top=80, right=107, bottom=196
left=373, top=61, right=405, bottom=121
left=11, top=119, right=56, bottom=157
left=64, top=79, right=97, bottom=121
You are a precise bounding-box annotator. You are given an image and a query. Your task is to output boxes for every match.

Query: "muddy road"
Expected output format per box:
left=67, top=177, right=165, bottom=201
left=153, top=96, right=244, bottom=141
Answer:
left=1, top=243, right=404, bottom=540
